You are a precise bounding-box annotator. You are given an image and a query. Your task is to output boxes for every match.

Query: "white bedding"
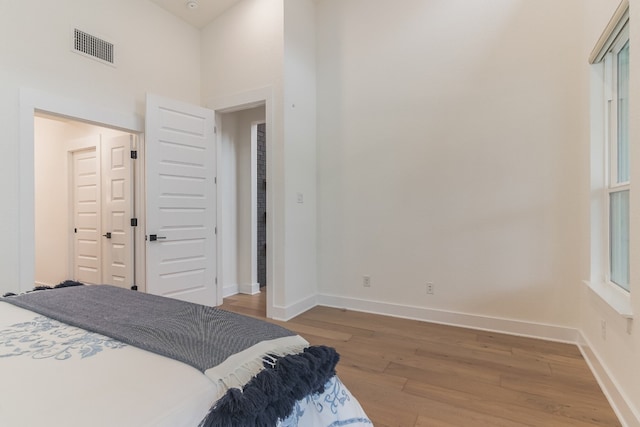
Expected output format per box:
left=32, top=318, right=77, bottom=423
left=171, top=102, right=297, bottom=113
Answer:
left=0, top=302, right=371, bottom=426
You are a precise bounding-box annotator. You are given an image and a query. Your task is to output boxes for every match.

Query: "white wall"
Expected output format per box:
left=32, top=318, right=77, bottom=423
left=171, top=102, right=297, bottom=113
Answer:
left=203, top=0, right=318, bottom=317
left=316, top=0, right=588, bottom=325
left=283, top=0, right=318, bottom=312
left=0, top=0, right=201, bottom=295
left=201, top=0, right=284, bottom=101
left=580, top=1, right=640, bottom=423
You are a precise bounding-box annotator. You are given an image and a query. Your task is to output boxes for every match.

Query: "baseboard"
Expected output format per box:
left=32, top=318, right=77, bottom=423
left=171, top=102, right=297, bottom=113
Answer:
left=34, top=281, right=52, bottom=288
left=271, top=294, right=317, bottom=322
left=578, top=332, right=640, bottom=427
left=222, top=283, right=239, bottom=298
left=239, top=282, right=261, bottom=295
left=317, top=294, right=579, bottom=343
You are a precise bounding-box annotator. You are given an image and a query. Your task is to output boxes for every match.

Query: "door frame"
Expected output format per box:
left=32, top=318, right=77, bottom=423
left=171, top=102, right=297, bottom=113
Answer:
left=207, top=87, right=275, bottom=317
left=19, top=88, right=145, bottom=293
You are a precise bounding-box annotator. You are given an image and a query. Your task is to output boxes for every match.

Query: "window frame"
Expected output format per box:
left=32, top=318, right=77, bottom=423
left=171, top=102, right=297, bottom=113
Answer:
left=604, top=23, right=630, bottom=292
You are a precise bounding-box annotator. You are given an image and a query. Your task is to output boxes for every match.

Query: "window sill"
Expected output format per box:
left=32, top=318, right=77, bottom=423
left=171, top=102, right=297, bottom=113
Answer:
left=583, top=280, right=633, bottom=319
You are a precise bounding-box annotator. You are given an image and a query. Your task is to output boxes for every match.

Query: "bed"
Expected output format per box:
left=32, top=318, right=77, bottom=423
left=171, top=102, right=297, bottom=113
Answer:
left=0, top=283, right=372, bottom=427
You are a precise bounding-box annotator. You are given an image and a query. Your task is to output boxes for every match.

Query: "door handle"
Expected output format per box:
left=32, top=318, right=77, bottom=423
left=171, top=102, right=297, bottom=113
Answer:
left=149, top=234, right=167, bottom=242
left=102, top=232, right=112, bottom=239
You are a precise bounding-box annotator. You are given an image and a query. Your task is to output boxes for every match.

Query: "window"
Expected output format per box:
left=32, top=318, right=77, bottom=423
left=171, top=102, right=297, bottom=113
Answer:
left=588, top=1, right=631, bottom=306
left=606, top=27, right=630, bottom=291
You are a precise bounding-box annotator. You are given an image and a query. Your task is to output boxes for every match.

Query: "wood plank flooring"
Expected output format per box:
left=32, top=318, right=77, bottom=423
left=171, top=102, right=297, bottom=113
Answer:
left=220, top=292, right=620, bottom=427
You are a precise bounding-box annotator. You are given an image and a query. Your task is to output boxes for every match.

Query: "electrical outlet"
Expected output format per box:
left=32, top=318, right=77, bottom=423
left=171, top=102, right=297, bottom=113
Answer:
left=426, top=282, right=435, bottom=295
left=601, top=320, right=607, bottom=340
left=363, top=275, right=371, bottom=287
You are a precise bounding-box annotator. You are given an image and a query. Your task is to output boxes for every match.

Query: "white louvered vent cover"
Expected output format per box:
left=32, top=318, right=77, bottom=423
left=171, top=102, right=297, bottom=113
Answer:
left=72, top=28, right=115, bottom=66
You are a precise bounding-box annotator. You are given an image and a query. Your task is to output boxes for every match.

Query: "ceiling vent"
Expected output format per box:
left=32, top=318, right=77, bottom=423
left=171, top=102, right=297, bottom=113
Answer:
left=72, top=28, right=115, bottom=66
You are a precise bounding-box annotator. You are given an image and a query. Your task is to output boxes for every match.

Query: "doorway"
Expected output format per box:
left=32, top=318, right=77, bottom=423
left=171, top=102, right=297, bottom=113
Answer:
left=218, top=106, right=266, bottom=300
left=22, top=90, right=220, bottom=307
left=34, top=114, right=137, bottom=289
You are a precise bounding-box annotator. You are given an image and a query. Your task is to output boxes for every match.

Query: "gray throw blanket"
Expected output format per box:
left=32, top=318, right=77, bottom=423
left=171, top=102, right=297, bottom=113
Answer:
left=1, top=285, right=296, bottom=372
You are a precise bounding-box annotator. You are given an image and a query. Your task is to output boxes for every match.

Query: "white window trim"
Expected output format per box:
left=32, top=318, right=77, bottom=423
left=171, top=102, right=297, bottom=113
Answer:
left=583, top=281, right=632, bottom=319
left=589, top=0, right=629, bottom=65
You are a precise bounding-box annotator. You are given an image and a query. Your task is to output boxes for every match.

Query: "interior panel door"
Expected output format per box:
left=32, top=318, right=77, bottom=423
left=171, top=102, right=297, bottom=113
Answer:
left=101, top=134, right=134, bottom=289
left=72, top=147, right=101, bottom=285
left=145, top=94, right=217, bottom=305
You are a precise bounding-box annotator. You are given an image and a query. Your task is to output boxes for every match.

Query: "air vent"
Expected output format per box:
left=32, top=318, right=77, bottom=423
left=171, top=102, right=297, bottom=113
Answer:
left=72, top=28, right=115, bottom=66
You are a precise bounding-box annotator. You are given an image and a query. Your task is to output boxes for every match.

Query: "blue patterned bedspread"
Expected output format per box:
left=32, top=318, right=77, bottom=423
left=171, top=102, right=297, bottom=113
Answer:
left=279, top=376, right=372, bottom=427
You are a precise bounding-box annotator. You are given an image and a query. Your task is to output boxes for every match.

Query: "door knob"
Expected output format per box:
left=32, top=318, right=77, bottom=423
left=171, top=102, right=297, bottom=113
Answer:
left=102, top=232, right=112, bottom=239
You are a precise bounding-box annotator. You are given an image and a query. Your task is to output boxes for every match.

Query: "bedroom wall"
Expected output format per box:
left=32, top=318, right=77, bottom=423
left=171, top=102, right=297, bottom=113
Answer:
left=0, top=0, right=201, bottom=295
left=282, top=0, right=318, bottom=312
left=202, top=0, right=318, bottom=317
left=316, top=0, right=588, bottom=327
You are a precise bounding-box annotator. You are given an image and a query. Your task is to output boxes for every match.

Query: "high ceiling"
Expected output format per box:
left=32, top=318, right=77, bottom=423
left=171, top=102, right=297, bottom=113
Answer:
left=150, top=0, right=243, bottom=28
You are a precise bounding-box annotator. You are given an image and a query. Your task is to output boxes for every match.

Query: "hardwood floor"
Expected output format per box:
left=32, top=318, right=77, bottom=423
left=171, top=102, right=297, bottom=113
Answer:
left=220, top=292, right=621, bottom=427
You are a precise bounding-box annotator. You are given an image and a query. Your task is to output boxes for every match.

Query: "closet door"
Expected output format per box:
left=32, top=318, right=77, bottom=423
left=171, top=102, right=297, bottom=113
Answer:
left=72, top=147, right=101, bottom=285
left=101, top=134, right=134, bottom=289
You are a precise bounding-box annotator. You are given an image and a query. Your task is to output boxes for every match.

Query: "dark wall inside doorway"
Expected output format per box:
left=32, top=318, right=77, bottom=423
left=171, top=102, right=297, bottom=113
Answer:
left=257, top=123, right=267, bottom=288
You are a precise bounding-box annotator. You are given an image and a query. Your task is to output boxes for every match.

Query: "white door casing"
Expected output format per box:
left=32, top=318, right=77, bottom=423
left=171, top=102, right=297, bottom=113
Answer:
left=145, top=94, right=217, bottom=305
left=101, top=134, right=134, bottom=289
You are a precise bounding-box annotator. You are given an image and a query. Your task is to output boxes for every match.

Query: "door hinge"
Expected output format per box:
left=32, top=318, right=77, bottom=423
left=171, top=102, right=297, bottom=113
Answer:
left=131, top=150, right=138, bottom=159
left=215, top=177, right=217, bottom=184
left=215, top=277, right=218, bottom=285
left=214, top=126, right=217, bottom=134
left=131, top=218, right=138, bottom=227
left=215, top=227, right=217, bottom=235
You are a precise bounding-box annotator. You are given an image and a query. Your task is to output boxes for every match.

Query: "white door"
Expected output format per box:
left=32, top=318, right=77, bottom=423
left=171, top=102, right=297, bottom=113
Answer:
left=101, top=134, right=134, bottom=289
left=145, top=94, right=217, bottom=305
left=72, top=147, right=101, bottom=284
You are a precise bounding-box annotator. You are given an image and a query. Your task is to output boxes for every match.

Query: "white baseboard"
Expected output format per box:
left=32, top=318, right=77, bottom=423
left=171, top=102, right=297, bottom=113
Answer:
left=271, top=294, right=317, bottom=321
left=317, top=294, right=579, bottom=343
left=578, top=332, right=640, bottom=427
left=222, top=283, right=239, bottom=298
left=34, top=281, right=52, bottom=288
left=239, top=282, right=261, bottom=295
